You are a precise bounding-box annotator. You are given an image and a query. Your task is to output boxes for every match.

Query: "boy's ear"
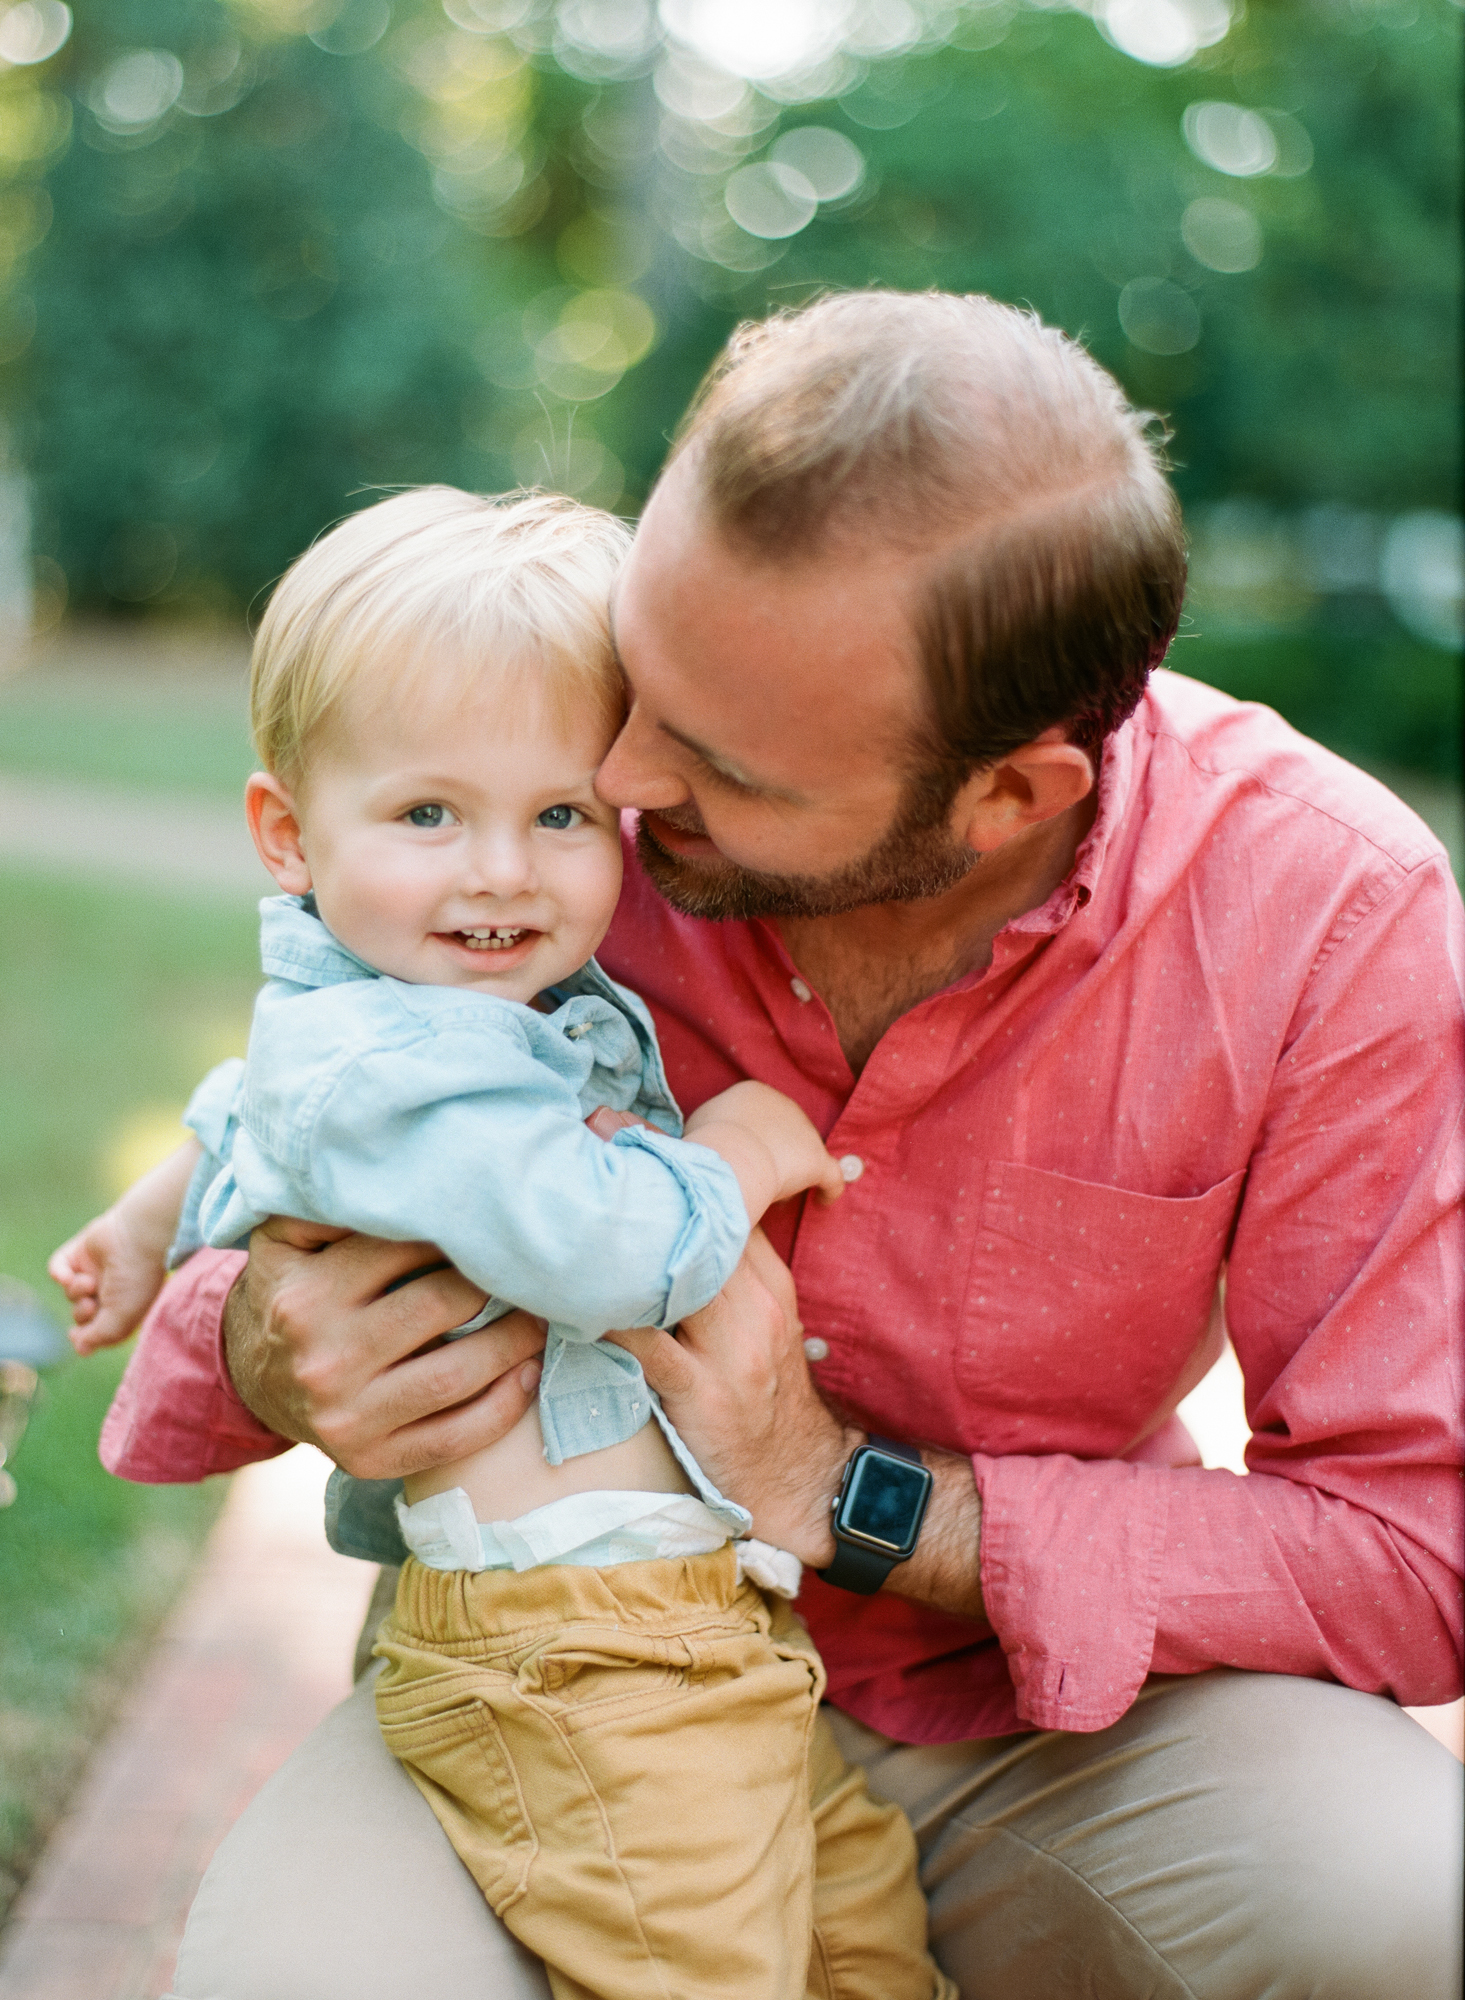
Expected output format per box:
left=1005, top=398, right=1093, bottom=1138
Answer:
left=245, top=773, right=313, bottom=894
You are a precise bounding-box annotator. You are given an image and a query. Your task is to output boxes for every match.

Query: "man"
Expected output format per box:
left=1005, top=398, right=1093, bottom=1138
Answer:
left=113, top=293, right=1462, bottom=1999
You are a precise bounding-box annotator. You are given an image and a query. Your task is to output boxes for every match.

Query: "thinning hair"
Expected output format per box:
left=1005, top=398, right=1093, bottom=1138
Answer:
left=251, top=487, right=631, bottom=781
left=667, top=291, right=1186, bottom=778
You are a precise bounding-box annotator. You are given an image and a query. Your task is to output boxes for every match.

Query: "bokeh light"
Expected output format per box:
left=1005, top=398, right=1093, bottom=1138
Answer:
left=0, top=1, right=71, bottom=67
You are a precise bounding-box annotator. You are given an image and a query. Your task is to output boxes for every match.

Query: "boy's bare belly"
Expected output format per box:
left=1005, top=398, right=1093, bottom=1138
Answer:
left=403, top=1401, right=695, bottom=1520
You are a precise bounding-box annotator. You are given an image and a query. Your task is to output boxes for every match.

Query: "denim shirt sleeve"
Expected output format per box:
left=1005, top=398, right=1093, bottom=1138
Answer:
left=225, top=1004, right=750, bottom=1341
left=168, top=1058, right=246, bottom=1268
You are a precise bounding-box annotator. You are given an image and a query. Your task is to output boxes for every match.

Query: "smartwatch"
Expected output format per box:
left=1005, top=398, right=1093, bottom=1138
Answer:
left=816, top=1436, right=933, bottom=1595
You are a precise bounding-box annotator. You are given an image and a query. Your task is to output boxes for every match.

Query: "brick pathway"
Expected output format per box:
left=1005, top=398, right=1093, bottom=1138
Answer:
left=0, top=1449, right=373, bottom=2000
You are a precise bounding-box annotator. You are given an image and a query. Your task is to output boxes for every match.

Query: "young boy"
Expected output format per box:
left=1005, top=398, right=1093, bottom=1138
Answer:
left=52, top=488, right=955, bottom=2000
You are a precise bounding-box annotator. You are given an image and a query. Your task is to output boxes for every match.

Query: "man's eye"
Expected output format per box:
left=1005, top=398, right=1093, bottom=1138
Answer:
left=405, top=804, right=450, bottom=828
left=537, top=804, right=583, bottom=830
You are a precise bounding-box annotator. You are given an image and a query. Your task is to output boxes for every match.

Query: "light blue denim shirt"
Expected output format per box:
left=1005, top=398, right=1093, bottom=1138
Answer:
left=173, top=896, right=753, bottom=1563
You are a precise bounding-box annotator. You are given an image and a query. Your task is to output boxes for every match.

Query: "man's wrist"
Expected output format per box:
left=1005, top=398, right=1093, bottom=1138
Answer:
left=779, top=1420, right=865, bottom=1568
left=881, top=1450, right=986, bottom=1622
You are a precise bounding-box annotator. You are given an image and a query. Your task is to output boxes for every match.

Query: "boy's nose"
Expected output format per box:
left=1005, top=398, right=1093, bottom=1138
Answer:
left=461, top=832, right=536, bottom=899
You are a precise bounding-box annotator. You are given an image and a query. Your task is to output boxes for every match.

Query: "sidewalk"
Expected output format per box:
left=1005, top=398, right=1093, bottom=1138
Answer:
left=0, top=1449, right=373, bottom=2000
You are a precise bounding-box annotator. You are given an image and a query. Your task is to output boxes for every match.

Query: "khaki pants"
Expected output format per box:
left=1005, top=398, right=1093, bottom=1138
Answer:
left=170, top=1575, right=1464, bottom=2000
left=373, top=1549, right=952, bottom=2000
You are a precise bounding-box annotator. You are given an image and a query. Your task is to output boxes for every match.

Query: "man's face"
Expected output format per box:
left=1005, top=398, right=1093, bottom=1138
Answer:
left=597, top=465, right=976, bottom=921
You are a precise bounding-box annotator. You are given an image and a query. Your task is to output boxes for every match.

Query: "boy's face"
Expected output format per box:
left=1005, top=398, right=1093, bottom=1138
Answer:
left=274, top=658, right=624, bottom=1001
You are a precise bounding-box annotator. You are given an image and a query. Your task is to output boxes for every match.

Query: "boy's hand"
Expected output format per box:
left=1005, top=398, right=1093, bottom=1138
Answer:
left=49, top=1210, right=169, bottom=1355
left=684, top=1081, right=845, bottom=1222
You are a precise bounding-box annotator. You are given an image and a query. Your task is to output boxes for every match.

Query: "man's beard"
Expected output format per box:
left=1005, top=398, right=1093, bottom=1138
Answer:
left=635, top=770, right=979, bottom=923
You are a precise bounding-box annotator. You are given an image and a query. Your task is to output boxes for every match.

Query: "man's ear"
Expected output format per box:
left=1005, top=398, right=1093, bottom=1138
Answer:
left=951, top=728, right=1097, bottom=856
left=245, top=772, right=313, bottom=894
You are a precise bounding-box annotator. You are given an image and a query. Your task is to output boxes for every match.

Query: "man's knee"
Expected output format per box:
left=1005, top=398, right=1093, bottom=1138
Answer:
left=1219, top=1677, right=1463, bottom=2000
left=915, top=1672, right=1463, bottom=2000
left=171, top=1672, right=549, bottom=2000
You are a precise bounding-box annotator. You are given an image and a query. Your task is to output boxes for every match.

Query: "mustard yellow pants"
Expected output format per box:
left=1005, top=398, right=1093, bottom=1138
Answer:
left=373, top=1547, right=955, bottom=2000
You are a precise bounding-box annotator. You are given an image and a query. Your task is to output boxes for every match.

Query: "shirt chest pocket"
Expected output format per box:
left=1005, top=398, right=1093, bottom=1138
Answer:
left=954, top=1161, right=1245, bottom=1458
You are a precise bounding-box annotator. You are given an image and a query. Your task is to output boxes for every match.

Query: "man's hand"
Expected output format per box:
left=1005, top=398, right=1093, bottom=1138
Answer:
left=608, top=1230, right=856, bottom=1564
left=608, top=1230, right=987, bottom=1620
left=223, top=1216, right=545, bottom=1481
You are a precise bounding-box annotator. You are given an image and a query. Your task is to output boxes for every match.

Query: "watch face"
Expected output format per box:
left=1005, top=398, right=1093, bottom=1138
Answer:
left=841, top=1451, right=930, bottom=1554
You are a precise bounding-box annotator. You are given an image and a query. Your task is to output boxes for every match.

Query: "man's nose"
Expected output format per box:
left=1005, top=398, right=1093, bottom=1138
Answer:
left=595, top=702, right=690, bottom=812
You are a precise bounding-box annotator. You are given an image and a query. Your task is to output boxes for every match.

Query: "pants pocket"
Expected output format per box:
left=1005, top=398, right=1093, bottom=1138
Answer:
left=375, top=1686, right=539, bottom=1916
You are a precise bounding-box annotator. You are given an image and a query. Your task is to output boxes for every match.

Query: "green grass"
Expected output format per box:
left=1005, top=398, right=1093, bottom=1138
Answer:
left=0, top=675, right=256, bottom=802
left=0, top=870, right=263, bottom=1926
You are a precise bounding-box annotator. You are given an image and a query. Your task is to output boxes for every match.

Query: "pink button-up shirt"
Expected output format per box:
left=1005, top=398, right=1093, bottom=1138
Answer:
left=103, top=672, right=1464, bottom=1740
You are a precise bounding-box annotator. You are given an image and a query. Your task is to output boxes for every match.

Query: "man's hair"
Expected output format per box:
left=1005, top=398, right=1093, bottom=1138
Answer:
left=251, top=487, right=631, bottom=781
left=667, top=291, right=1186, bottom=779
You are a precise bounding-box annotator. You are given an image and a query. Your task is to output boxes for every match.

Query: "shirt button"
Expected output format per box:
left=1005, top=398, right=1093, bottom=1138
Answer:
left=803, top=1336, right=829, bottom=1362
left=839, top=1154, right=865, bottom=1182
left=790, top=977, right=813, bottom=1002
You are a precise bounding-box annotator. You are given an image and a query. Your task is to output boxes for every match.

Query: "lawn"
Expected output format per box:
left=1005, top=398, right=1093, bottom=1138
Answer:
left=0, top=656, right=255, bottom=804
left=0, top=867, right=262, bottom=1927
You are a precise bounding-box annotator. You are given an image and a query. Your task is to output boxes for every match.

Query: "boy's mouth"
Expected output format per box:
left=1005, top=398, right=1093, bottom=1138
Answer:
left=453, top=927, right=535, bottom=953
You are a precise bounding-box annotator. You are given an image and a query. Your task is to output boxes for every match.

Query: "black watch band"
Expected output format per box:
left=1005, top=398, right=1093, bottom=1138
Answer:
left=816, top=1436, right=932, bottom=1596
left=819, top=1536, right=903, bottom=1594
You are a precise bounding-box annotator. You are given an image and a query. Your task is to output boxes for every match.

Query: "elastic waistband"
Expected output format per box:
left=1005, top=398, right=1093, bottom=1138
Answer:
left=390, top=1542, right=766, bottom=1648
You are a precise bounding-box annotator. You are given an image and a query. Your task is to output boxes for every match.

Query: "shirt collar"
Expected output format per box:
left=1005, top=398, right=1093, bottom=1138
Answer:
left=1001, top=709, right=1136, bottom=940
left=259, top=895, right=379, bottom=986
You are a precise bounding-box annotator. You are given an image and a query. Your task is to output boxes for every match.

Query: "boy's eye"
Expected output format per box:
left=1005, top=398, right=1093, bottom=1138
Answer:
left=405, top=804, right=451, bottom=828
left=537, top=804, right=583, bottom=831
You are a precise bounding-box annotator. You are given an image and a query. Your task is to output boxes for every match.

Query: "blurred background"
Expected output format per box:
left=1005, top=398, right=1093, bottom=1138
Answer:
left=0, top=0, right=1460, bottom=1938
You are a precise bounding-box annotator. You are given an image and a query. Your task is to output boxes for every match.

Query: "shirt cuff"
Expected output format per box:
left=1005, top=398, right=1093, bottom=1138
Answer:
left=973, top=1450, right=1171, bottom=1732
left=608, top=1124, right=751, bottom=1326
left=100, top=1248, right=290, bottom=1483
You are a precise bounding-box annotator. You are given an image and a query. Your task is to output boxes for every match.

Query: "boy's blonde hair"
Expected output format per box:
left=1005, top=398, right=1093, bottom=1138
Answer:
left=251, top=488, right=632, bottom=781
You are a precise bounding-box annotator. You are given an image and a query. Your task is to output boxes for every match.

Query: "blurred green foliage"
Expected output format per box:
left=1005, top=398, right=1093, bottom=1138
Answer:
left=0, top=0, right=1459, bottom=733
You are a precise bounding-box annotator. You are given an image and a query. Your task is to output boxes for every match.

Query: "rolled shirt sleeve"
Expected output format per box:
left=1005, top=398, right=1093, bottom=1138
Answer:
left=169, top=1058, right=246, bottom=1267
left=99, top=1248, right=287, bottom=1483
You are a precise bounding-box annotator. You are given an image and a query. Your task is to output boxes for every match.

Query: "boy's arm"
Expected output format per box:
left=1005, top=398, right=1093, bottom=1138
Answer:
left=279, top=1039, right=843, bottom=1342
left=50, top=1139, right=202, bottom=1355
left=237, top=1020, right=763, bottom=1340
left=683, top=1080, right=846, bottom=1220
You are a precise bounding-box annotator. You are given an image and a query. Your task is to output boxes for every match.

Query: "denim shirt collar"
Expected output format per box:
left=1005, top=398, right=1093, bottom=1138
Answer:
left=255, top=895, right=679, bottom=1129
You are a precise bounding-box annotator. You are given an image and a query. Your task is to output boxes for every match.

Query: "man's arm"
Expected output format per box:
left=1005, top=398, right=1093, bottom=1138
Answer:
left=103, top=1218, right=547, bottom=1485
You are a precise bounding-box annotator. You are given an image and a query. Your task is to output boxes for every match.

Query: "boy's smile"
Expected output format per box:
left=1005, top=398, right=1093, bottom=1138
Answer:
left=246, top=655, right=625, bottom=1003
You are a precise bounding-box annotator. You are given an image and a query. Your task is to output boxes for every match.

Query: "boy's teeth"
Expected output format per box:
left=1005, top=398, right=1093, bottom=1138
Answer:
left=460, top=926, right=526, bottom=951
